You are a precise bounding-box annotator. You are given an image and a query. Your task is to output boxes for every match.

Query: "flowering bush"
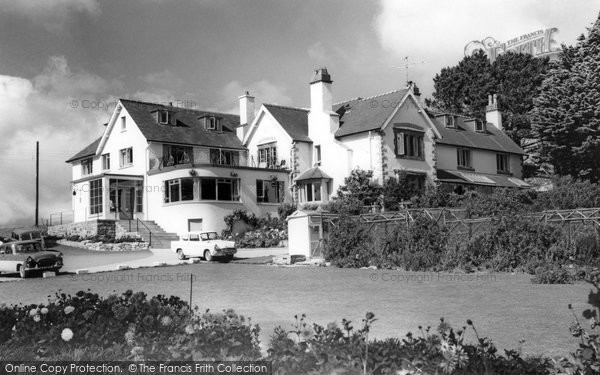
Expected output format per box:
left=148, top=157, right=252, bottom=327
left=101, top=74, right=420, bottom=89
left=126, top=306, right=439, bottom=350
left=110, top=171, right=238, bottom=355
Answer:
left=267, top=313, right=550, bottom=374
left=223, top=210, right=288, bottom=248
left=0, top=290, right=260, bottom=360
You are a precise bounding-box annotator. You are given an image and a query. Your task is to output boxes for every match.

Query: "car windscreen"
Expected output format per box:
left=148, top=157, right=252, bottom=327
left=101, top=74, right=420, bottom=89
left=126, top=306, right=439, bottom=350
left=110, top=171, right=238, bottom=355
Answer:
left=201, top=232, right=219, bottom=240
left=14, top=243, right=41, bottom=253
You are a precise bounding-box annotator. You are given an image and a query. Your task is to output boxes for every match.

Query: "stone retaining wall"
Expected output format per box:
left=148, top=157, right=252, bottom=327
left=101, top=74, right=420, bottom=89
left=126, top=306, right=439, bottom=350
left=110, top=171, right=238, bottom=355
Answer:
left=57, top=239, right=149, bottom=252
left=48, top=220, right=116, bottom=239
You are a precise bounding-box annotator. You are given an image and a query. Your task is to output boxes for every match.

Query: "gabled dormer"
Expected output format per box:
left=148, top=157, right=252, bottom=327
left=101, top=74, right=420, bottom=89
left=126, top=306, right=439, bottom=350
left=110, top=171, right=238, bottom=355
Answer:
left=199, top=115, right=223, bottom=131
left=444, top=114, right=456, bottom=128
left=151, top=108, right=175, bottom=125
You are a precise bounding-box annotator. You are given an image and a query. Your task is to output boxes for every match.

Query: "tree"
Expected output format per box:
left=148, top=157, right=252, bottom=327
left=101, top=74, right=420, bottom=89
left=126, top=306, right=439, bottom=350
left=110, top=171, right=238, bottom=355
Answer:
left=427, top=50, right=550, bottom=147
left=328, top=168, right=382, bottom=214
left=531, top=13, right=600, bottom=182
left=382, top=171, right=416, bottom=211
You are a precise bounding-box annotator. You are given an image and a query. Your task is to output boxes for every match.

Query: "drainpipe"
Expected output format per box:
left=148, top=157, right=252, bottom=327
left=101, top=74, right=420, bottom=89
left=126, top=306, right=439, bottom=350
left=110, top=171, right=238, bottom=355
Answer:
left=368, top=131, right=373, bottom=170
left=145, top=142, right=151, bottom=221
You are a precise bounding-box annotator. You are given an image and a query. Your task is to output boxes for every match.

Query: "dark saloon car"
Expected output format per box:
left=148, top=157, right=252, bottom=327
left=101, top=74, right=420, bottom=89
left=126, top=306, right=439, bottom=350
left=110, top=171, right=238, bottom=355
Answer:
left=0, top=240, right=63, bottom=278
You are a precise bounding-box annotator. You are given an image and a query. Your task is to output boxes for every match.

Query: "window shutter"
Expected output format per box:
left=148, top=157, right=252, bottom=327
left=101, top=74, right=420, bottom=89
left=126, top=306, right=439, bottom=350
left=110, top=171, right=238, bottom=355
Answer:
left=256, top=180, right=264, bottom=199
left=396, top=132, right=405, bottom=155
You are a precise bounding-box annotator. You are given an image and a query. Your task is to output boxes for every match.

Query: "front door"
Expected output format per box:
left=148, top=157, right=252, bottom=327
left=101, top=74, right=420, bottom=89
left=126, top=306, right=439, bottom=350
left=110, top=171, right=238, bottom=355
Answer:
left=118, top=187, right=135, bottom=220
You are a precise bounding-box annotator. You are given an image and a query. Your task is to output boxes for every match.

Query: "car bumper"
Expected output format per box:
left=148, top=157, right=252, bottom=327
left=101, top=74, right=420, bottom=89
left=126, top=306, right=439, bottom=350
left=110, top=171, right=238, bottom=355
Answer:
left=214, top=248, right=236, bottom=256
left=24, top=264, right=62, bottom=272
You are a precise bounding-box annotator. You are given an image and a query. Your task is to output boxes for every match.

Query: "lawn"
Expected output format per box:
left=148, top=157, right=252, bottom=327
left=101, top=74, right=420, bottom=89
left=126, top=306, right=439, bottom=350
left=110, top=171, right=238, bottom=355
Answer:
left=0, top=263, right=590, bottom=358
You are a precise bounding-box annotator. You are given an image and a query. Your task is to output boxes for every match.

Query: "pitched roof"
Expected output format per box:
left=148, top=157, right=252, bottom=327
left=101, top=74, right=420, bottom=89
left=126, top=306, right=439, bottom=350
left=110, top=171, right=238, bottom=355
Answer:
left=427, top=110, right=525, bottom=155
left=66, top=137, right=102, bottom=163
left=263, top=104, right=311, bottom=142
left=333, top=89, right=409, bottom=138
left=119, top=99, right=244, bottom=150
left=437, top=169, right=530, bottom=188
left=294, top=166, right=332, bottom=181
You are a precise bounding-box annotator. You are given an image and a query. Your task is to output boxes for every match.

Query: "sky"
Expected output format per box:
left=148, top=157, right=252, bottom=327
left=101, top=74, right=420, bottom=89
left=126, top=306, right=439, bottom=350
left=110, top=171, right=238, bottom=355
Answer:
left=0, top=0, right=599, bottom=227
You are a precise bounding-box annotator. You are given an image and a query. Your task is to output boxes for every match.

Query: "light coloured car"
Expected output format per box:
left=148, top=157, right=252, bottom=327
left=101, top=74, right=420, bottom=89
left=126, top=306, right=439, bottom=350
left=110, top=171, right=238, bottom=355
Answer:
left=171, top=231, right=236, bottom=262
left=0, top=240, right=63, bottom=278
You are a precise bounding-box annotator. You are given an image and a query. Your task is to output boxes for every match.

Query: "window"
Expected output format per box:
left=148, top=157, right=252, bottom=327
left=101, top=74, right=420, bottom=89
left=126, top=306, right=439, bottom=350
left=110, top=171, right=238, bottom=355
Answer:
left=135, top=184, right=143, bottom=213
left=457, top=148, right=472, bottom=169
left=120, top=148, right=133, bottom=167
left=165, top=177, right=239, bottom=203
left=497, top=153, right=510, bottom=173
left=210, top=148, right=237, bottom=165
left=81, top=158, right=93, bottom=175
left=159, top=110, right=170, bottom=124
left=164, top=178, right=195, bottom=203
left=89, top=179, right=103, bottom=215
left=394, top=130, right=424, bottom=159
left=445, top=115, right=455, bottom=128
left=200, top=178, right=216, bottom=200
left=475, top=120, right=486, bottom=132
left=314, top=145, right=321, bottom=166
left=258, top=143, right=278, bottom=167
left=256, top=179, right=285, bottom=203
left=101, top=153, right=110, bottom=170
left=303, top=182, right=321, bottom=202
left=204, top=117, right=221, bottom=131
left=163, top=145, right=192, bottom=166
left=121, top=116, right=126, bottom=131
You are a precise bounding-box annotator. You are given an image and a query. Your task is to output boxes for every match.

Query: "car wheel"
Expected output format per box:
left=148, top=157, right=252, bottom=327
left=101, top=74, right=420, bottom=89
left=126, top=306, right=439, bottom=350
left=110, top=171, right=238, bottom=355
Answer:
left=19, top=266, right=28, bottom=279
left=222, top=255, right=234, bottom=263
left=177, top=249, right=187, bottom=260
left=204, top=250, right=213, bottom=262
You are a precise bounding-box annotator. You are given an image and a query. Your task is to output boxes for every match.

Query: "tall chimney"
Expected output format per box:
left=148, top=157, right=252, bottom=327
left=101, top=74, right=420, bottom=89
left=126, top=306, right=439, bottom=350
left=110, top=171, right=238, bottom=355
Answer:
left=486, top=94, right=502, bottom=130
left=237, top=91, right=255, bottom=141
left=407, top=81, right=422, bottom=106
left=310, top=68, right=333, bottom=113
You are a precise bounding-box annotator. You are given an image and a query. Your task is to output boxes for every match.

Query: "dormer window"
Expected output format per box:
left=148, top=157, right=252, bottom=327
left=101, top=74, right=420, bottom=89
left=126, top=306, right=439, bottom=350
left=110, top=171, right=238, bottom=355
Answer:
left=203, top=116, right=221, bottom=131
left=151, top=109, right=173, bottom=125
left=445, top=115, right=455, bottom=128
left=475, top=120, right=486, bottom=132
left=159, top=110, right=170, bottom=124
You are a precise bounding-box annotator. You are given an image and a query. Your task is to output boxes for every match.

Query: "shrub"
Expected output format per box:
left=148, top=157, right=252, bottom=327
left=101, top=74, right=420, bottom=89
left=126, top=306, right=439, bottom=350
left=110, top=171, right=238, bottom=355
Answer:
left=379, top=216, right=450, bottom=271
left=324, top=214, right=375, bottom=268
left=277, top=203, right=297, bottom=220
left=267, top=313, right=551, bottom=374
left=464, top=216, right=563, bottom=271
left=531, top=263, right=574, bottom=284
left=0, top=290, right=260, bottom=360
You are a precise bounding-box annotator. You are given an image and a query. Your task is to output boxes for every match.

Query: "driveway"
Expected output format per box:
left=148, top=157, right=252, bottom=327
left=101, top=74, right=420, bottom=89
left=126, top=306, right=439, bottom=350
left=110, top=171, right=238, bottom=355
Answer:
left=0, top=262, right=588, bottom=358
left=0, top=244, right=287, bottom=280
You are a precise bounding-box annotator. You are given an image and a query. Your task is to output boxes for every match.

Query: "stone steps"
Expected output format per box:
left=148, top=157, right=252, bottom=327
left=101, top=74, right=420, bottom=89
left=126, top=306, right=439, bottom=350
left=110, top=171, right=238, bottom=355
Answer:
left=116, top=220, right=179, bottom=249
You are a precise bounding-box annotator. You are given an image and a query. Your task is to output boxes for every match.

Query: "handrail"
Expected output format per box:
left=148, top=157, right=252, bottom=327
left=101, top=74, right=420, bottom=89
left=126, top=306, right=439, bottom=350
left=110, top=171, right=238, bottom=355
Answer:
left=135, top=218, right=152, bottom=247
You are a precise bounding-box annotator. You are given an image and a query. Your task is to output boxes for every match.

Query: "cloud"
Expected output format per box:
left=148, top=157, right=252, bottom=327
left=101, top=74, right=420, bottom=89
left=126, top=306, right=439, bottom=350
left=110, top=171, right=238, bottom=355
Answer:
left=219, top=79, right=293, bottom=114
left=0, top=0, right=101, bottom=30
left=374, top=0, right=600, bottom=96
left=0, top=56, right=122, bottom=227
left=307, top=42, right=329, bottom=64
left=140, top=70, right=184, bottom=90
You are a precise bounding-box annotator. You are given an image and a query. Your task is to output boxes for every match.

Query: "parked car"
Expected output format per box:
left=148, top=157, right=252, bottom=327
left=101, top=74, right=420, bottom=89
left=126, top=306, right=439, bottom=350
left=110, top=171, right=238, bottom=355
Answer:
left=0, top=240, right=63, bottom=278
left=11, top=228, right=45, bottom=248
left=171, top=231, right=237, bottom=262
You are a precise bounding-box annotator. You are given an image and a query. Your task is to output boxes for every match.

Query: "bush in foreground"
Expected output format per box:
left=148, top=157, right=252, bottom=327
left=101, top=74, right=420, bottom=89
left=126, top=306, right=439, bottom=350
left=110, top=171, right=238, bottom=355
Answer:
left=6, top=287, right=600, bottom=374
left=0, top=290, right=260, bottom=360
